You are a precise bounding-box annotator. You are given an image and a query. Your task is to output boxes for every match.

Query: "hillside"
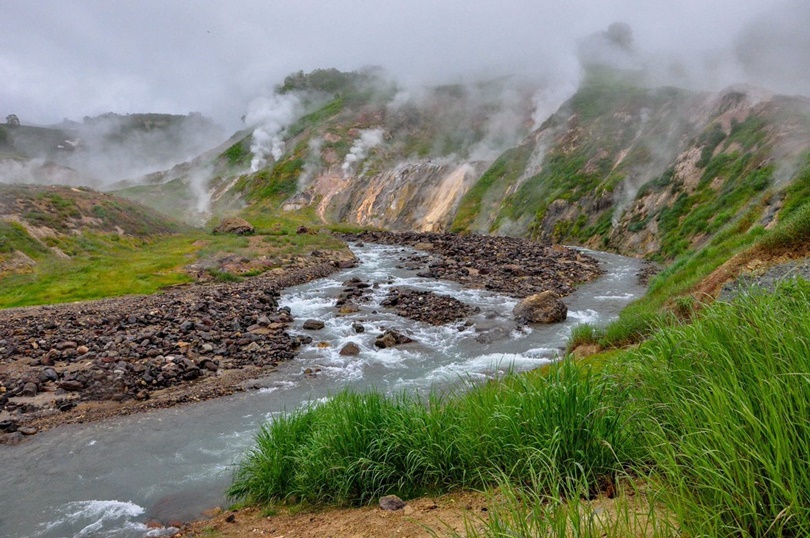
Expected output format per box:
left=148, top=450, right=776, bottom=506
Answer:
left=114, top=68, right=810, bottom=274
left=0, top=184, right=350, bottom=308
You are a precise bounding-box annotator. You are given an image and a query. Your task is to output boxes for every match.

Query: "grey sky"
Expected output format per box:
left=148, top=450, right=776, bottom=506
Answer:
left=1, top=0, right=802, bottom=130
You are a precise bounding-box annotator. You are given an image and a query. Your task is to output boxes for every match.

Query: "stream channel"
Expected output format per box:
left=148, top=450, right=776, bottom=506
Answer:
left=0, top=243, right=646, bottom=538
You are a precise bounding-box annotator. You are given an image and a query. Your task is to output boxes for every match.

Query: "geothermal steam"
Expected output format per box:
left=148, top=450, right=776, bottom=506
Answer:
left=245, top=94, right=302, bottom=172
left=342, top=128, right=385, bottom=176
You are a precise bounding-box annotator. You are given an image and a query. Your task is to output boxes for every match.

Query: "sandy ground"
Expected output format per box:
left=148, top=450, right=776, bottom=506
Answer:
left=184, top=491, right=490, bottom=538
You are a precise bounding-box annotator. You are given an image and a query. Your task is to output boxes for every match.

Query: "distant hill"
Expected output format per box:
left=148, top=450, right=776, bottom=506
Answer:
left=0, top=112, right=225, bottom=186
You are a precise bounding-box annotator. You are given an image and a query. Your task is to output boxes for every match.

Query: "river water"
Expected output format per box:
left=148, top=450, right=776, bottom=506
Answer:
left=0, top=243, right=645, bottom=538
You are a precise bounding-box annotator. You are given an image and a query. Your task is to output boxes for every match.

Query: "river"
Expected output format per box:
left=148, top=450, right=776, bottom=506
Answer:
left=0, top=243, right=645, bottom=537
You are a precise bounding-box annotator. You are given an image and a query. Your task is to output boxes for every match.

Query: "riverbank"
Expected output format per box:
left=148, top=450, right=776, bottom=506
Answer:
left=0, top=252, right=355, bottom=443
left=0, top=233, right=605, bottom=444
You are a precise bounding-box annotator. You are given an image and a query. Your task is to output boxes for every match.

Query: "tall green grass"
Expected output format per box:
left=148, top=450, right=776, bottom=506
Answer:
left=631, top=279, right=810, bottom=536
left=228, top=360, right=635, bottom=506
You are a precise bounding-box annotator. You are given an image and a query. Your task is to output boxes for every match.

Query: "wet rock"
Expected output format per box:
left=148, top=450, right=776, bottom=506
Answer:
left=0, top=432, right=24, bottom=446
left=302, top=319, right=325, bottom=330
left=213, top=217, right=254, bottom=235
left=374, top=330, right=414, bottom=349
left=513, top=291, right=567, bottom=324
left=352, top=323, right=365, bottom=333
left=339, top=342, right=361, bottom=356
left=379, top=495, right=407, bottom=511
left=338, top=302, right=360, bottom=314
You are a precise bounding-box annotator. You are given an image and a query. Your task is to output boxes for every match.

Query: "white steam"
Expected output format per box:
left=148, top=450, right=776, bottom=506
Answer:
left=297, top=136, right=324, bottom=191
left=341, top=128, right=385, bottom=176
left=245, top=94, right=302, bottom=172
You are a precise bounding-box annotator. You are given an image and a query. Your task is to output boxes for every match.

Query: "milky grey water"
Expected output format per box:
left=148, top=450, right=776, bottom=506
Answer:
left=0, top=243, right=645, bottom=538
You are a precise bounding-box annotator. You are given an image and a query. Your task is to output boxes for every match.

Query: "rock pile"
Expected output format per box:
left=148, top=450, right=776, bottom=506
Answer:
left=341, top=231, right=602, bottom=298
left=381, top=287, right=477, bottom=326
left=0, top=262, right=339, bottom=435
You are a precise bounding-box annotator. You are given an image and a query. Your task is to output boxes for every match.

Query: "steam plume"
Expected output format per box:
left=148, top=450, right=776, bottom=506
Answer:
left=342, top=128, right=385, bottom=176
left=245, top=94, right=301, bottom=172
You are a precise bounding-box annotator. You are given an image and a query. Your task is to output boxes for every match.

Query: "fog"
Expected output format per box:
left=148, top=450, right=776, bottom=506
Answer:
left=3, top=0, right=804, bottom=133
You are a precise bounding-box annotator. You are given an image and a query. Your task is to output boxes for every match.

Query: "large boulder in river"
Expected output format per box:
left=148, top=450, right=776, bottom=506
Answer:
left=513, top=291, right=567, bottom=324
left=213, top=217, right=254, bottom=235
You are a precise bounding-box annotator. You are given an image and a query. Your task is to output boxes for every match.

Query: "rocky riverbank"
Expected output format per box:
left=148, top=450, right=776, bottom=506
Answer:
left=341, top=231, right=603, bottom=298
left=0, top=232, right=605, bottom=444
left=0, top=253, right=356, bottom=444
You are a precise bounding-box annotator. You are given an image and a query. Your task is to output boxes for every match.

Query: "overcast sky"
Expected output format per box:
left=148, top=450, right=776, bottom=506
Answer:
left=2, top=0, right=805, bottom=130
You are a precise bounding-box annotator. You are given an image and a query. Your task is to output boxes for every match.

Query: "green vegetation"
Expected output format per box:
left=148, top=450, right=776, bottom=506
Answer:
left=231, top=279, right=810, bottom=536
left=222, top=138, right=251, bottom=167
left=0, top=234, right=197, bottom=307
left=450, top=145, right=533, bottom=233
left=229, top=359, right=632, bottom=505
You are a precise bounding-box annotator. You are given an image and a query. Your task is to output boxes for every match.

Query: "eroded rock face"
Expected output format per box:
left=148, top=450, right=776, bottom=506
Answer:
left=213, top=217, right=255, bottom=235
left=513, top=291, right=568, bottom=324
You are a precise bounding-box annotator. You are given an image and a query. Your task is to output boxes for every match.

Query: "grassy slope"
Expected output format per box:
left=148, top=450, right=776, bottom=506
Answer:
left=0, top=185, right=347, bottom=308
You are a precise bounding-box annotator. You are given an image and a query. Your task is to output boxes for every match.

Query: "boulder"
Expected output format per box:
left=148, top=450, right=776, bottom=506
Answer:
left=379, top=495, right=407, bottom=511
left=339, top=343, right=361, bottom=356
left=302, top=319, right=325, bottom=330
left=213, top=217, right=254, bottom=236
left=513, top=291, right=567, bottom=324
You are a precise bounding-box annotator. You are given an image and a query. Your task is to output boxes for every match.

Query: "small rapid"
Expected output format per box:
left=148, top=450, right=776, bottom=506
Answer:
left=0, top=243, right=645, bottom=538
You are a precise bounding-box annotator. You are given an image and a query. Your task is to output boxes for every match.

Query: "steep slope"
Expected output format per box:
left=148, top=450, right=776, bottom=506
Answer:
left=453, top=70, right=810, bottom=262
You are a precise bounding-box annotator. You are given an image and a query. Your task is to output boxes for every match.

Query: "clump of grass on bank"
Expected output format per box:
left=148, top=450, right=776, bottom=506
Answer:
left=228, top=360, right=635, bottom=506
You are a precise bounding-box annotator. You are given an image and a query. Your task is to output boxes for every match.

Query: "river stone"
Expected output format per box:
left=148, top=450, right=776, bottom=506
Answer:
left=339, top=342, right=361, bottom=356
left=213, top=217, right=254, bottom=235
left=302, top=319, right=325, bottom=330
left=0, top=432, right=24, bottom=446
left=338, top=302, right=360, bottom=314
left=379, top=495, right=407, bottom=511
left=374, top=330, right=414, bottom=349
left=352, top=323, right=365, bottom=333
left=21, top=382, right=38, bottom=397
left=513, top=291, right=567, bottom=324
left=59, top=379, right=84, bottom=392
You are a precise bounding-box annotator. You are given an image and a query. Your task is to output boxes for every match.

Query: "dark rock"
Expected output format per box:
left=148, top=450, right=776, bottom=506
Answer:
left=352, top=323, right=365, bottom=333
left=374, top=330, right=414, bottom=349
left=302, top=319, right=325, bottom=330
left=21, top=382, right=38, bottom=397
left=59, top=380, right=85, bottom=392
left=339, top=342, right=361, bottom=356
left=379, top=495, right=407, bottom=511
left=56, top=400, right=77, bottom=412
left=513, top=291, right=568, bottom=324
left=0, top=419, right=16, bottom=432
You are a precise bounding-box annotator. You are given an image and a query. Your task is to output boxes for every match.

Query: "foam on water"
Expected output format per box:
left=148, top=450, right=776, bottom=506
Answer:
left=32, top=500, right=146, bottom=538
